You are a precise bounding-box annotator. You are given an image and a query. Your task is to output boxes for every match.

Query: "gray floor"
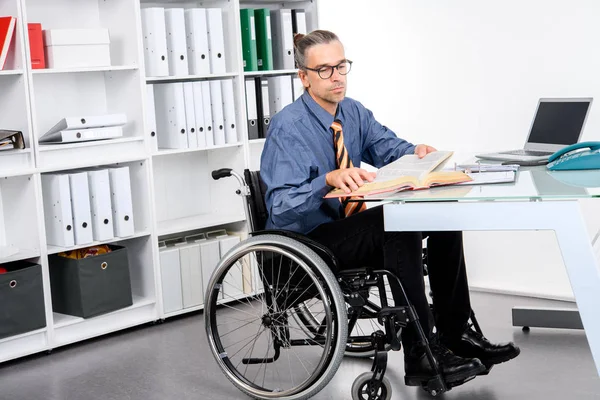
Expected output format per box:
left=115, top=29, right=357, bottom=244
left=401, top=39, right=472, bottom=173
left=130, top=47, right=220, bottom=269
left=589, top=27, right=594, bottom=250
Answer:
left=1, top=291, right=600, bottom=400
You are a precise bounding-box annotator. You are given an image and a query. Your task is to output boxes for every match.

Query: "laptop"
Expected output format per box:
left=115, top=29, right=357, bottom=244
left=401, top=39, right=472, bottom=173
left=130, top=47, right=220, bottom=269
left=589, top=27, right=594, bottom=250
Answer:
left=476, top=98, right=593, bottom=162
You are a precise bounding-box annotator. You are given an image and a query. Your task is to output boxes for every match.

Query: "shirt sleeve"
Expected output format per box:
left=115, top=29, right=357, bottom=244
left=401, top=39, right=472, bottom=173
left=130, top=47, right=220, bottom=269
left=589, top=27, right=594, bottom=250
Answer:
left=260, top=127, right=331, bottom=229
left=358, top=103, right=416, bottom=168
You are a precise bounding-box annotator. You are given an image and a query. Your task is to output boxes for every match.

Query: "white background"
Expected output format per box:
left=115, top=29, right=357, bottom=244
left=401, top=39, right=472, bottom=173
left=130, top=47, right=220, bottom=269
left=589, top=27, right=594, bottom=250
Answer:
left=318, top=0, right=600, bottom=300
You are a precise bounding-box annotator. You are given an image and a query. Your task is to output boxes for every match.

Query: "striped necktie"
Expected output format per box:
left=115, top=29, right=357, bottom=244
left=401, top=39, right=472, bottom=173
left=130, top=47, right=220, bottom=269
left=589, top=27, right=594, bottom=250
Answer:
left=331, top=120, right=367, bottom=217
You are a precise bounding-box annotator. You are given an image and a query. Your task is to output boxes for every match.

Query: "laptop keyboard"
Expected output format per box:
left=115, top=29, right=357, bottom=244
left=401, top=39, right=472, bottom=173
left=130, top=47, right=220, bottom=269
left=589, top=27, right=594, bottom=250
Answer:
left=500, top=149, right=553, bottom=156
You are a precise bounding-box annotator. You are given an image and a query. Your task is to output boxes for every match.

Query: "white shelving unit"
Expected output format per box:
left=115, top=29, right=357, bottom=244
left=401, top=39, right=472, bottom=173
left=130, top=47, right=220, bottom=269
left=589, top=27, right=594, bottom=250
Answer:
left=0, top=0, right=319, bottom=364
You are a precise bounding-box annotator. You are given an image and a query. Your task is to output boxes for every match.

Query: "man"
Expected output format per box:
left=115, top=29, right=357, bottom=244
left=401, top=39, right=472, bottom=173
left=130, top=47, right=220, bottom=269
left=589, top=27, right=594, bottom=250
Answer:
left=260, top=29, right=520, bottom=387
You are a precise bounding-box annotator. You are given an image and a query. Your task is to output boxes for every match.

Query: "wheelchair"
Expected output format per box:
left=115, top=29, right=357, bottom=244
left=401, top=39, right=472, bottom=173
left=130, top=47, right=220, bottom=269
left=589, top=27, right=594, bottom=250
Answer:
left=204, top=168, right=484, bottom=400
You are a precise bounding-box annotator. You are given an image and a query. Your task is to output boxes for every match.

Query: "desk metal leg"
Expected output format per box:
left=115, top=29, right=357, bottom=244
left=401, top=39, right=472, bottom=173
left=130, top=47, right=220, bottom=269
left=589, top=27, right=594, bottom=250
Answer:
left=512, top=226, right=599, bottom=332
left=383, top=200, right=600, bottom=376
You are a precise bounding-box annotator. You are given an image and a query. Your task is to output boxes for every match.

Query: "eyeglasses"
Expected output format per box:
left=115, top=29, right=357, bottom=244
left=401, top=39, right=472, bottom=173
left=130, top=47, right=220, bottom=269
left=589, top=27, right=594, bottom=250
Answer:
left=0, top=130, right=24, bottom=150
left=304, top=59, right=353, bottom=80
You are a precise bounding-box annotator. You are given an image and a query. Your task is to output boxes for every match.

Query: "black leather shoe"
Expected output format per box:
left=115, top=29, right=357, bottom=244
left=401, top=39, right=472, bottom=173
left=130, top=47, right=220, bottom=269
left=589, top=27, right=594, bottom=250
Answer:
left=441, top=324, right=521, bottom=369
left=404, top=339, right=485, bottom=386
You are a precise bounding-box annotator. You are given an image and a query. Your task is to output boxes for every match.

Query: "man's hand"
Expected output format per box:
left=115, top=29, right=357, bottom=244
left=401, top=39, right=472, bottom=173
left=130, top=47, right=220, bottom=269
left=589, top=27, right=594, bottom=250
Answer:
left=414, top=144, right=437, bottom=158
left=326, top=168, right=377, bottom=194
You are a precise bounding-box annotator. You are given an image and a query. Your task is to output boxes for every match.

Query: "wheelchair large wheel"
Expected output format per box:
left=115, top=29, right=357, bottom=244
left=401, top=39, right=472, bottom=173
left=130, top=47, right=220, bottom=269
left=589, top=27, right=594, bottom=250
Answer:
left=205, top=235, right=348, bottom=400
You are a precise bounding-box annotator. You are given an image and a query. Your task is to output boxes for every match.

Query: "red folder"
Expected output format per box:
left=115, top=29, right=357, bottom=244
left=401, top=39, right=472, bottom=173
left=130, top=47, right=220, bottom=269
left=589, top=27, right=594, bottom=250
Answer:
left=0, top=16, right=16, bottom=70
left=28, top=23, right=45, bottom=69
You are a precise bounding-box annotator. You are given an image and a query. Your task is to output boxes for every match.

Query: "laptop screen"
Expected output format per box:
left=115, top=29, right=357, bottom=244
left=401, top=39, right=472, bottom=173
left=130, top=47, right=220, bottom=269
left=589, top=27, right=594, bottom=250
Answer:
left=528, top=101, right=590, bottom=145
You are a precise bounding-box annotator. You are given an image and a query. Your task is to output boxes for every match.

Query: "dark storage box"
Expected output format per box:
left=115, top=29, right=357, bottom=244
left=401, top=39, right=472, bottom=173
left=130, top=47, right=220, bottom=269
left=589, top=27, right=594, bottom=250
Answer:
left=0, top=261, right=47, bottom=340
left=49, top=244, right=133, bottom=318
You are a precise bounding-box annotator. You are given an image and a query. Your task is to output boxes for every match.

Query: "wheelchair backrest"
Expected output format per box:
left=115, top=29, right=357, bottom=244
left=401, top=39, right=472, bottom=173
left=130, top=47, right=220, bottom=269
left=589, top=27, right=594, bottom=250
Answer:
left=243, top=169, right=269, bottom=232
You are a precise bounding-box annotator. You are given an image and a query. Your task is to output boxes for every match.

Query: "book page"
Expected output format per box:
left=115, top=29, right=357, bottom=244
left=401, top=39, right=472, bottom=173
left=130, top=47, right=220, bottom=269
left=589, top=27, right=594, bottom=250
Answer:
left=374, top=151, right=453, bottom=182
left=324, top=175, right=419, bottom=198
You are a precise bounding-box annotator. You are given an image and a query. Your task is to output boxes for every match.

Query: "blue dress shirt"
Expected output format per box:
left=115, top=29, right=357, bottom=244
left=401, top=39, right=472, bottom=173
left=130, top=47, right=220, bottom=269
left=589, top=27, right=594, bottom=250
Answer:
left=260, top=90, right=416, bottom=234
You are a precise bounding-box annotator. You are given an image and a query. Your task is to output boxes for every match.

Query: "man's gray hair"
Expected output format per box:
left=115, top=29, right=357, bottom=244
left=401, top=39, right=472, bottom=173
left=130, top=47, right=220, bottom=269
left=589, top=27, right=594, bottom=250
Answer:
left=294, top=30, right=340, bottom=70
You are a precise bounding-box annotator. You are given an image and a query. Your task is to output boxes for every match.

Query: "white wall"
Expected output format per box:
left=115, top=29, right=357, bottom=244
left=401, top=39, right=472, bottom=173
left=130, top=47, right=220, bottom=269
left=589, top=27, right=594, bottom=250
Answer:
left=318, top=0, right=600, bottom=300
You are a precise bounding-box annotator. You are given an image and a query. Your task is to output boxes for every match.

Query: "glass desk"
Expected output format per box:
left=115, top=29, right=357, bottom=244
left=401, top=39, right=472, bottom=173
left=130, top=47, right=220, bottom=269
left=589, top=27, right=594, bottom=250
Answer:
left=367, top=166, right=600, bottom=376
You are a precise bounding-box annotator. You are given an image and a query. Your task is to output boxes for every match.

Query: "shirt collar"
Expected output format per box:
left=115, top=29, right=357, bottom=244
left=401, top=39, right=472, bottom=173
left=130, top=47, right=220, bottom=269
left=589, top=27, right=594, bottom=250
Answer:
left=302, top=90, right=346, bottom=131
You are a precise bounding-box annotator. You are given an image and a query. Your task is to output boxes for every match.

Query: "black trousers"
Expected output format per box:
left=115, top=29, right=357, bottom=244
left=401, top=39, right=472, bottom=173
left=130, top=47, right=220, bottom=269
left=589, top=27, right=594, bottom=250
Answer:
left=307, top=205, right=472, bottom=351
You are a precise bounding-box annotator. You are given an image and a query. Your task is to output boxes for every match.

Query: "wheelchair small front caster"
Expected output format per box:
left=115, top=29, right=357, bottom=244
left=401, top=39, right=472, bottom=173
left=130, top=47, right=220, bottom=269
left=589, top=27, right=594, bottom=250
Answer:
left=351, top=372, right=392, bottom=400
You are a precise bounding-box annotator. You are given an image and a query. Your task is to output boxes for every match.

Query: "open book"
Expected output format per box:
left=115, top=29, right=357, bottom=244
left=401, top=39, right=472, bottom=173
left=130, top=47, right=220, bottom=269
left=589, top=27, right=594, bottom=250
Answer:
left=324, top=151, right=472, bottom=198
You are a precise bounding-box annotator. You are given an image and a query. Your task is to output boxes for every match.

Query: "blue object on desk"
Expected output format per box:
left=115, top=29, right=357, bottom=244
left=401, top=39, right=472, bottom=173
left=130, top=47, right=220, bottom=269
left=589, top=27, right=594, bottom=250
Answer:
left=546, top=141, right=600, bottom=170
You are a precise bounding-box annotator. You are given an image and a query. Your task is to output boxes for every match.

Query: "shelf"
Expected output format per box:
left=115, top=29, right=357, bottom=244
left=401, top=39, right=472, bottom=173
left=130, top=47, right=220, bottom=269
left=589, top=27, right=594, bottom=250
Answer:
left=146, top=72, right=238, bottom=83
left=38, top=137, right=145, bottom=152
left=0, top=328, right=48, bottom=364
left=158, top=212, right=246, bottom=237
left=0, top=247, right=40, bottom=263
left=244, top=69, right=298, bottom=77
left=47, top=231, right=151, bottom=255
left=249, top=138, right=266, bottom=144
left=32, top=65, right=139, bottom=75
left=0, top=328, right=46, bottom=345
left=153, top=142, right=243, bottom=157
left=164, top=304, right=204, bottom=319
left=0, top=149, right=35, bottom=177
left=241, top=0, right=311, bottom=5
left=53, top=296, right=155, bottom=329
left=0, top=69, right=24, bottom=77
left=0, top=148, right=33, bottom=156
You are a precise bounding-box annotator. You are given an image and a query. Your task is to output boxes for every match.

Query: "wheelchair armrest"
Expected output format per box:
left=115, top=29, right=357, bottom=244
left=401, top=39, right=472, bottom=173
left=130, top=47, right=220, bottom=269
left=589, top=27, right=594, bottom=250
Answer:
left=251, top=229, right=340, bottom=272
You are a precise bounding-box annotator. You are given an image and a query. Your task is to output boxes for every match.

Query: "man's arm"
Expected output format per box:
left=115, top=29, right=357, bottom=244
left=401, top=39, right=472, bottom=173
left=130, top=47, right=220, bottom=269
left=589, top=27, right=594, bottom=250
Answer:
left=260, top=129, right=331, bottom=228
left=358, top=104, right=416, bottom=168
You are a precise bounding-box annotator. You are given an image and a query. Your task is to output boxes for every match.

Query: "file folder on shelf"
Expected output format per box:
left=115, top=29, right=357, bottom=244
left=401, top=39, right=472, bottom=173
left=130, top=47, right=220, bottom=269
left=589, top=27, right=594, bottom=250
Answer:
left=240, top=8, right=258, bottom=71
left=40, top=113, right=127, bottom=142
left=41, top=174, right=75, bottom=247
left=245, top=78, right=259, bottom=140
left=176, top=241, right=203, bottom=308
left=165, top=8, right=189, bottom=76
left=199, top=238, right=220, bottom=300
left=39, top=126, right=123, bottom=144
left=267, top=75, right=294, bottom=116
left=185, top=8, right=211, bottom=75
left=254, top=9, right=273, bottom=71
left=146, top=84, right=158, bottom=151
left=183, top=82, right=198, bottom=148
left=206, top=8, right=226, bottom=74
left=210, top=79, right=225, bottom=146
left=192, top=81, right=207, bottom=149
left=68, top=172, right=93, bottom=245
left=154, top=82, right=188, bottom=149
left=141, top=7, right=169, bottom=77
left=28, top=23, right=45, bottom=69
left=201, top=81, right=214, bottom=146
left=108, top=167, right=135, bottom=238
left=159, top=245, right=183, bottom=314
left=270, top=9, right=294, bottom=70
left=292, top=76, right=304, bottom=100
left=255, top=77, right=271, bottom=138
left=292, top=9, right=307, bottom=35
left=218, top=235, right=243, bottom=299
left=221, top=79, right=237, bottom=144
left=87, top=169, right=114, bottom=241
left=0, top=17, right=16, bottom=70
